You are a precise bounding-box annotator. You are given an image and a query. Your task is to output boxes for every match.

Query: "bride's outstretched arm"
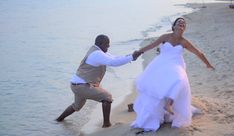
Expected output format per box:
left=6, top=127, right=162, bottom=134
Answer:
left=184, top=39, right=215, bottom=69
left=138, top=34, right=166, bottom=53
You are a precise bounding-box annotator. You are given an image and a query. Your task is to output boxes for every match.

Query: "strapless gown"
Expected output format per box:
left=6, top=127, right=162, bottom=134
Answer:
left=131, top=42, right=192, bottom=131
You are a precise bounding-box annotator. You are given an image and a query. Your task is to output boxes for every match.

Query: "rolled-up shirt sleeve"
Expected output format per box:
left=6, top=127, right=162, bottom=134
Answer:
left=86, top=50, right=133, bottom=67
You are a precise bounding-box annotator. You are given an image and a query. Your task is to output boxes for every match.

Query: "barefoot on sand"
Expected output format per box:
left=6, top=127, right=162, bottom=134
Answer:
left=164, top=104, right=174, bottom=115
left=102, top=123, right=112, bottom=128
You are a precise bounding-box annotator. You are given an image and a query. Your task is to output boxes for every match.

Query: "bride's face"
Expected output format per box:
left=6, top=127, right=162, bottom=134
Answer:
left=174, top=19, right=186, bottom=32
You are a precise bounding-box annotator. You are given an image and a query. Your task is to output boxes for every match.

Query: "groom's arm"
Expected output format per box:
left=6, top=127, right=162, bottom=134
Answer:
left=86, top=50, right=133, bottom=67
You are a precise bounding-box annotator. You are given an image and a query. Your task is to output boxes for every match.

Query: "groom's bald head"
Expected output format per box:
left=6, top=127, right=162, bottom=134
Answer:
left=95, top=34, right=110, bottom=53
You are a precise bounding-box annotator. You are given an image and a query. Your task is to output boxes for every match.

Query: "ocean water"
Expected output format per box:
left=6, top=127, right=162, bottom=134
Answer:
left=0, top=0, right=194, bottom=136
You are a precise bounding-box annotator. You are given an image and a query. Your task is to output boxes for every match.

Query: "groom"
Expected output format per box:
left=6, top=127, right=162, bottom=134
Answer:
left=56, top=34, right=142, bottom=128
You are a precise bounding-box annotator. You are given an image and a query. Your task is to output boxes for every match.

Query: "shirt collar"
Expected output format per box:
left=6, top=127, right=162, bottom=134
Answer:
left=94, top=45, right=102, bottom=51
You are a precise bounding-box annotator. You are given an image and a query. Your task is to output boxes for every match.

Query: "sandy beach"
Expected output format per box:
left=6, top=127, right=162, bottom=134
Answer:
left=85, top=2, right=234, bottom=136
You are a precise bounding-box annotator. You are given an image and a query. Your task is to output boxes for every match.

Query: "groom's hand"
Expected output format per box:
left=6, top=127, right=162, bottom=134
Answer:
left=132, top=51, right=143, bottom=61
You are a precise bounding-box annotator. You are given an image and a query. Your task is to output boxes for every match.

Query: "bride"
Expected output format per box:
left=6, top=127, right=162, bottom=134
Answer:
left=131, top=17, right=214, bottom=132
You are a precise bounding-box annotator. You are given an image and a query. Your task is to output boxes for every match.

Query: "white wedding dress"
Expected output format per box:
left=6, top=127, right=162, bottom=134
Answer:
left=131, top=42, right=193, bottom=131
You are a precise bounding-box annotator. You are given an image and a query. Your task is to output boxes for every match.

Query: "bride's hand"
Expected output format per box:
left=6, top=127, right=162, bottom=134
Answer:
left=207, top=64, right=215, bottom=70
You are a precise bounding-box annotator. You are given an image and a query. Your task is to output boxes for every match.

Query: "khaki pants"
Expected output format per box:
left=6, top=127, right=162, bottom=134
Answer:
left=70, top=84, right=113, bottom=111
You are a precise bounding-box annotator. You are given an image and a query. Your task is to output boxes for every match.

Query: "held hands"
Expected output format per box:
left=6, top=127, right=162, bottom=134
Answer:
left=132, top=50, right=143, bottom=61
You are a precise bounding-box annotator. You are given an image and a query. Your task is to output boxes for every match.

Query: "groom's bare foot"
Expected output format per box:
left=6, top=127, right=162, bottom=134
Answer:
left=102, top=122, right=112, bottom=128
left=164, top=105, right=174, bottom=115
left=56, top=117, right=64, bottom=122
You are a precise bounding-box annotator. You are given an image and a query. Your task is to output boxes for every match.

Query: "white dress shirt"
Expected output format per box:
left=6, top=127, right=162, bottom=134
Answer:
left=71, top=45, right=133, bottom=83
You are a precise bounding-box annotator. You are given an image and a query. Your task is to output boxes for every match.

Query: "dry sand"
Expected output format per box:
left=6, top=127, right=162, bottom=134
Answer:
left=85, top=2, right=234, bottom=136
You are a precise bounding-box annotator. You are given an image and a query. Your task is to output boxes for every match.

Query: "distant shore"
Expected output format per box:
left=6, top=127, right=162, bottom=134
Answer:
left=85, top=2, right=234, bottom=136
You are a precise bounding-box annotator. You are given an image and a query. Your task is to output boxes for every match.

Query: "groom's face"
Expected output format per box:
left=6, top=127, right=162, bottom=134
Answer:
left=99, top=39, right=110, bottom=53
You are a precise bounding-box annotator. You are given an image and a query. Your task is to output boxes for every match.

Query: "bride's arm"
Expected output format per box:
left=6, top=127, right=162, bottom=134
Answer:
left=184, top=39, right=215, bottom=69
left=138, top=34, right=166, bottom=53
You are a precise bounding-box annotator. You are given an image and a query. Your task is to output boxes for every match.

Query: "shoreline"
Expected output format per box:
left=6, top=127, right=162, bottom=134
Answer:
left=85, top=2, right=234, bottom=136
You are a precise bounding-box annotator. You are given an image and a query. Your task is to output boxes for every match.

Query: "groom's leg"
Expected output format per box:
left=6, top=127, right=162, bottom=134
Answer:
left=56, top=98, right=86, bottom=121
left=102, top=100, right=112, bottom=128
left=56, top=84, right=87, bottom=122
left=56, top=105, right=75, bottom=121
left=85, top=85, right=113, bottom=128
